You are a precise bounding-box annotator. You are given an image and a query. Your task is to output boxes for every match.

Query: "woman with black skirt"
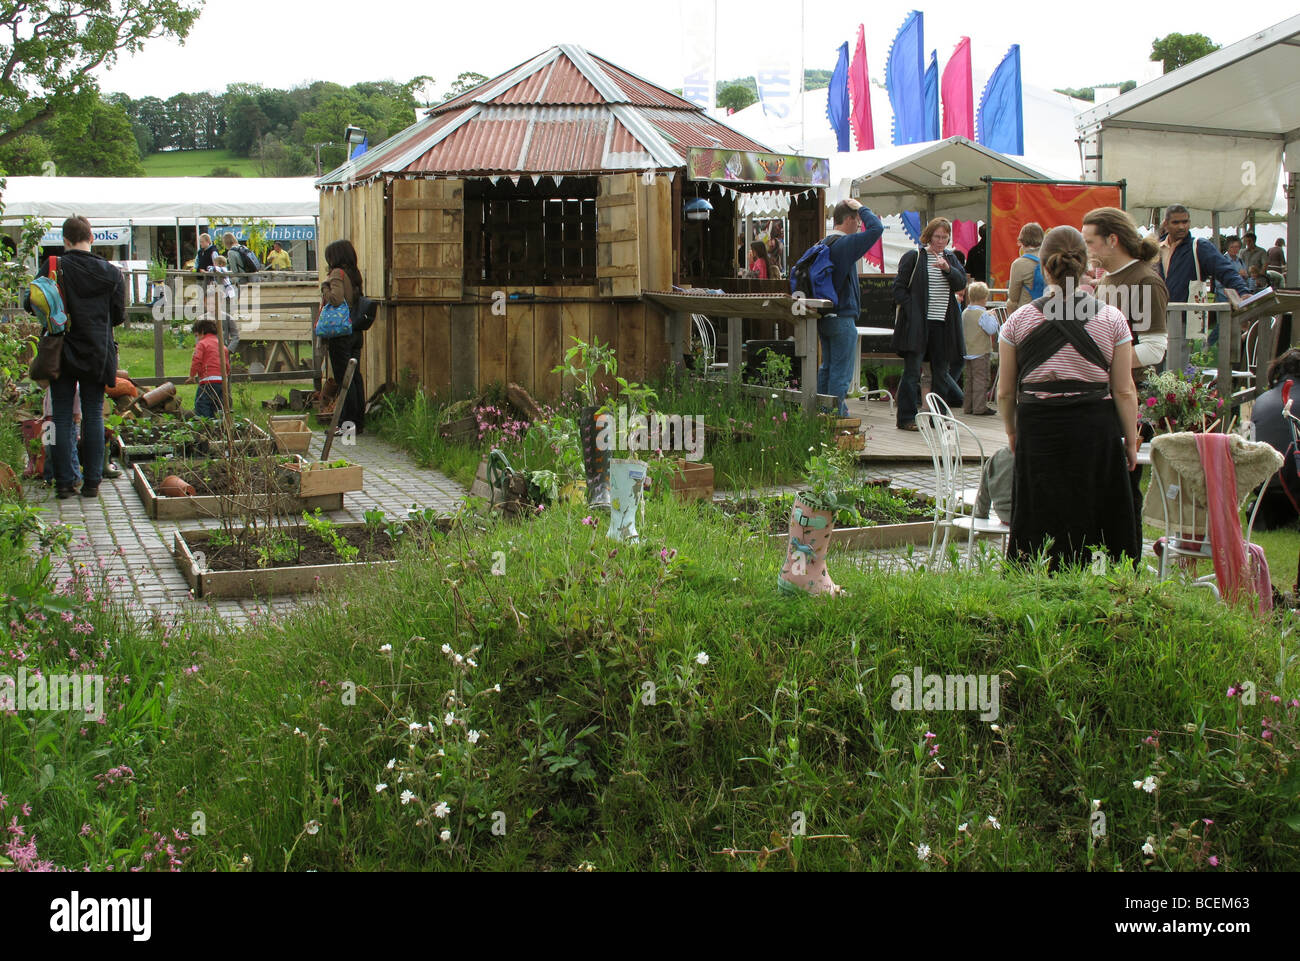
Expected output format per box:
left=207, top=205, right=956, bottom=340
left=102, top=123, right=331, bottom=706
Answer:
left=997, top=226, right=1140, bottom=570
left=321, top=240, right=365, bottom=435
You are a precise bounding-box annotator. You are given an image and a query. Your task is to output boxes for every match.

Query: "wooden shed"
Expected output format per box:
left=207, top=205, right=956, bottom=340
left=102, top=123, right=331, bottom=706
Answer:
left=316, top=44, right=829, bottom=401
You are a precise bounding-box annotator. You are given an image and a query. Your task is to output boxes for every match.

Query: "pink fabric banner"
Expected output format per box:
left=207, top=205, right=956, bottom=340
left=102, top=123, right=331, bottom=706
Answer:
left=941, top=36, right=974, bottom=139
left=952, top=220, right=978, bottom=256
left=865, top=238, right=883, bottom=269
left=849, top=24, right=875, bottom=150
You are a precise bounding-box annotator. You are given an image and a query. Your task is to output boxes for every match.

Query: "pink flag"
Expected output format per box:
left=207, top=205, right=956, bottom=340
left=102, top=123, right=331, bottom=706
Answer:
left=951, top=221, right=978, bottom=256
left=865, top=238, right=883, bottom=269
left=849, top=24, right=874, bottom=150
left=941, top=36, right=974, bottom=139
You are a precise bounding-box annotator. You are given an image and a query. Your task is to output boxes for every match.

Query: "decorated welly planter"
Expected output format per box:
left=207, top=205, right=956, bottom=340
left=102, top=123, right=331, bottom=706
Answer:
left=607, top=458, right=647, bottom=542
left=580, top=404, right=611, bottom=508
left=777, top=495, right=843, bottom=596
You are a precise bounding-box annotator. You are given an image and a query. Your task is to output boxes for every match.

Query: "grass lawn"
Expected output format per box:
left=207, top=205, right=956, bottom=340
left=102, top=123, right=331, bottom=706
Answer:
left=141, top=149, right=264, bottom=178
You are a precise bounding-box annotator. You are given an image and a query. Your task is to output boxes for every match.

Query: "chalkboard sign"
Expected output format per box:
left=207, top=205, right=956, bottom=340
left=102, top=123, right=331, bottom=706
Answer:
left=856, top=274, right=898, bottom=329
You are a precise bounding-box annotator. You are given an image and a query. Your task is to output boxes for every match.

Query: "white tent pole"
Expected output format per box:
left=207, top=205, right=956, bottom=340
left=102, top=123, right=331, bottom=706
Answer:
left=1288, top=170, right=1298, bottom=290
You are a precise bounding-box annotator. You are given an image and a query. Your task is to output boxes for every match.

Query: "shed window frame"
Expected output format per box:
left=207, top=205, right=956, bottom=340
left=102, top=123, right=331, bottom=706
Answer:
left=463, top=177, right=598, bottom=287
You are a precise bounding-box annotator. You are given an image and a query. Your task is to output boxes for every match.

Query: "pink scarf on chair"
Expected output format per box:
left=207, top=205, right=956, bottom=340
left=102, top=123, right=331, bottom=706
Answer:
left=1195, top=433, right=1272, bottom=614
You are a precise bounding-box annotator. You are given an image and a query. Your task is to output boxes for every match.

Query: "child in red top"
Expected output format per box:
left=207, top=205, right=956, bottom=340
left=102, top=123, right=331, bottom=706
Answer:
left=187, top=318, right=229, bottom=418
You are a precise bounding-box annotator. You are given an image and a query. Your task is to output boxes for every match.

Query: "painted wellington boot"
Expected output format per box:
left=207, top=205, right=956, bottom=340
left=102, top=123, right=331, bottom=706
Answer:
left=607, top=458, right=647, bottom=542
left=777, top=495, right=843, bottom=596
left=580, top=404, right=611, bottom=508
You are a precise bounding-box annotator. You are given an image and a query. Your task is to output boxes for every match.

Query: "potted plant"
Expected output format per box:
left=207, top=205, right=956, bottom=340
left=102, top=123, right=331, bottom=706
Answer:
left=1140, top=368, right=1224, bottom=434
left=778, top=446, right=854, bottom=596
left=553, top=336, right=617, bottom=508
left=603, top=376, right=658, bottom=542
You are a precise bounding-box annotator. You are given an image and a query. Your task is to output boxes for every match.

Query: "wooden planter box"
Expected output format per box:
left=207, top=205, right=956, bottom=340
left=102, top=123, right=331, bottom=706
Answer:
left=439, top=414, right=479, bottom=445
left=669, top=460, right=714, bottom=501
left=173, top=524, right=398, bottom=599
left=268, top=416, right=314, bottom=455
left=133, top=464, right=342, bottom=520
left=820, top=415, right=862, bottom=431
left=768, top=521, right=933, bottom=552
left=199, top=422, right=274, bottom=457
left=282, top=456, right=364, bottom=497
left=114, top=440, right=176, bottom=467
left=835, top=433, right=866, bottom=451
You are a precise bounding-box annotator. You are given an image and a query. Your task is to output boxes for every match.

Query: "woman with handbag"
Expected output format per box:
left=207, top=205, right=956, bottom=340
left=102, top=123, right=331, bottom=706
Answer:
left=27, top=215, right=126, bottom=499
left=320, top=239, right=366, bottom=435
left=892, top=217, right=967, bottom=431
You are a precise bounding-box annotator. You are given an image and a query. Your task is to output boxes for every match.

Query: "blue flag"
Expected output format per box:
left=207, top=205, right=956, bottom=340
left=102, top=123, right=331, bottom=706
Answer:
left=977, top=45, right=1024, bottom=155
left=350, top=137, right=369, bottom=159
left=886, top=11, right=926, bottom=146
left=827, top=42, right=851, bottom=152
left=924, top=50, right=939, bottom=141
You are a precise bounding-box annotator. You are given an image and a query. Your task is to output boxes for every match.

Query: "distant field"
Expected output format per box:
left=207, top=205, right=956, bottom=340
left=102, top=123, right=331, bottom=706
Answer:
left=141, top=149, right=263, bottom=177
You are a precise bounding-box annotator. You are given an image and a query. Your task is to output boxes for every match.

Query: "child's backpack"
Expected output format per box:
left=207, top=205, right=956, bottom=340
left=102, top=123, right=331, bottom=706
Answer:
left=315, top=301, right=353, bottom=338
left=238, top=244, right=262, bottom=272
left=28, top=256, right=68, bottom=335
left=1023, top=253, right=1047, bottom=299
left=789, top=236, right=842, bottom=311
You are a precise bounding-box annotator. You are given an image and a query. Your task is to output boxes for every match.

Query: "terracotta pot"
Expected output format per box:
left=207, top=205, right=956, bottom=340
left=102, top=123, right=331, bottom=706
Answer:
left=158, top=474, right=196, bottom=497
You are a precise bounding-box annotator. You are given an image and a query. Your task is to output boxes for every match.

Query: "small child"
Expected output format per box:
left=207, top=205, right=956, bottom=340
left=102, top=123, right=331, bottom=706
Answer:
left=188, top=318, right=230, bottom=418
left=961, top=282, right=998, bottom=415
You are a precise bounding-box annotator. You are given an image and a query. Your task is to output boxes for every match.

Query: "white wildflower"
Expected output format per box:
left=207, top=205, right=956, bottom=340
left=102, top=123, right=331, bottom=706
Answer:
left=1142, top=776, right=1158, bottom=794
left=958, top=823, right=968, bottom=833
left=441, top=643, right=452, bottom=655
left=695, top=651, right=710, bottom=666
left=467, top=657, right=477, bottom=668
left=1091, top=799, right=1101, bottom=812
left=493, top=683, right=501, bottom=693
left=916, top=843, right=931, bottom=861
left=467, top=730, right=481, bottom=744
left=433, top=801, right=451, bottom=819
left=305, top=820, right=321, bottom=836
left=440, top=829, right=451, bottom=842
left=379, top=643, right=392, bottom=653
left=386, top=758, right=396, bottom=770
left=987, top=815, right=1001, bottom=830
left=400, top=790, right=416, bottom=806
left=408, top=721, right=422, bottom=732
left=444, top=711, right=455, bottom=726
left=375, top=783, right=388, bottom=793
left=1141, top=837, right=1155, bottom=857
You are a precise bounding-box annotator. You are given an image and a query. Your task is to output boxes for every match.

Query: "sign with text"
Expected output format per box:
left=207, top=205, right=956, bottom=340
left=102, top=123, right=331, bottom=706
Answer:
left=686, top=147, right=829, bottom=188
left=211, top=225, right=317, bottom=242
left=40, top=226, right=131, bottom=247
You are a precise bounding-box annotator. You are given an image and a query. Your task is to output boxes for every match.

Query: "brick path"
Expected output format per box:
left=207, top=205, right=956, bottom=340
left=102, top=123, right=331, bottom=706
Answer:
left=31, top=433, right=465, bottom=629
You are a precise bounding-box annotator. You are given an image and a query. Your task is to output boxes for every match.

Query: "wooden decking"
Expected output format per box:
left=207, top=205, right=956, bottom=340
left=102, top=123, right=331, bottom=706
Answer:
left=846, top=394, right=1008, bottom=462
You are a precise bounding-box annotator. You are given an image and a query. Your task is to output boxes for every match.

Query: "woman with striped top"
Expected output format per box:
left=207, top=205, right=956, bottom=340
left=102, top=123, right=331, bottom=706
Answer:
left=997, top=225, right=1140, bottom=570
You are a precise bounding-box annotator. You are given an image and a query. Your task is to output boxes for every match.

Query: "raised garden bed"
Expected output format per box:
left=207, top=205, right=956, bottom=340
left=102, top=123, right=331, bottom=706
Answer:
left=713, top=487, right=935, bottom=551
left=281, top=456, right=364, bottom=497
left=134, top=460, right=342, bottom=520
left=173, top=522, right=403, bottom=598
left=268, top=416, right=313, bottom=454
left=669, top=460, right=714, bottom=501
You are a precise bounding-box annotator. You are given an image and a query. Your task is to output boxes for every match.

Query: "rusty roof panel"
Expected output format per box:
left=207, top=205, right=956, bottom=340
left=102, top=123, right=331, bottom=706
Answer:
left=591, top=55, right=699, bottom=109
left=639, top=108, right=771, bottom=152
left=407, top=117, right=529, bottom=173
left=609, top=118, right=639, bottom=155
left=524, top=116, right=608, bottom=171
left=498, top=55, right=604, bottom=105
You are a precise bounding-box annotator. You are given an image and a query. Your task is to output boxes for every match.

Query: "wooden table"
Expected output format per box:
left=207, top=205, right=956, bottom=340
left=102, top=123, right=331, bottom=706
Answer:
left=642, top=290, right=837, bottom=413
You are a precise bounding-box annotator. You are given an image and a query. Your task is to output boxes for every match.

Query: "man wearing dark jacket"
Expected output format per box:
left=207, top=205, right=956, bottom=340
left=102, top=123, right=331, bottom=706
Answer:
left=33, top=215, right=126, bottom=498
left=892, top=218, right=967, bottom=430
left=815, top=199, right=884, bottom=417
left=1156, top=203, right=1250, bottom=348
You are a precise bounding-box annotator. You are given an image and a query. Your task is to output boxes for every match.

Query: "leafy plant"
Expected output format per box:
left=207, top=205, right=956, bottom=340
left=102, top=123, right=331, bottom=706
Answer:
left=553, top=336, right=617, bottom=408
left=302, top=509, right=359, bottom=562
left=756, top=351, right=793, bottom=390
left=800, top=444, right=857, bottom=512
left=254, top=531, right=297, bottom=568
left=1140, top=368, right=1223, bottom=433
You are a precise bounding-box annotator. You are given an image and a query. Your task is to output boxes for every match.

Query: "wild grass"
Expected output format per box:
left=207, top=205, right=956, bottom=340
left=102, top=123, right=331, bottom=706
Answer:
left=38, top=491, right=1291, bottom=873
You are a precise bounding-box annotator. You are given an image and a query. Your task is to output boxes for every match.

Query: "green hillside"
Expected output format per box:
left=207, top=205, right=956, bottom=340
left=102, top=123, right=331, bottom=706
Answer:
left=141, top=149, right=264, bottom=177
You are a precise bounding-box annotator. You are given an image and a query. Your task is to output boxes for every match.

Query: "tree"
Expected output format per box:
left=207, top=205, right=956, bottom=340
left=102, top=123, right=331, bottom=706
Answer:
left=134, top=96, right=173, bottom=152
left=1055, top=81, right=1138, bottom=102
left=1150, top=33, right=1220, bottom=73
left=223, top=96, right=270, bottom=155
left=441, top=71, right=487, bottom=102
left=717, top=84, right=756, bottom=113
left=47, top=97, right=145, bottom=176
left=255, top=134, right=311, bottom=177
left=0, top=1, right=203, bottom=150
left=0, top=132, right=52, bottom=175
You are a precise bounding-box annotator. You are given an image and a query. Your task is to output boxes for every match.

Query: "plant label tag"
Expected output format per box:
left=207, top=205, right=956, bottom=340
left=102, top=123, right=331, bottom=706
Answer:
left=1165, top=483, right=1180, bottom=500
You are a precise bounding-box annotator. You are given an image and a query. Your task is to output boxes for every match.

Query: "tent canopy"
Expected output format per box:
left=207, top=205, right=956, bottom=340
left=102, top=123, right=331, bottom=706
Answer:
left=1075, top=14, right=1300, bottom=225
left=834, top=136, right=1049, bottom=221
left=0, top=176, right=320, bottom=226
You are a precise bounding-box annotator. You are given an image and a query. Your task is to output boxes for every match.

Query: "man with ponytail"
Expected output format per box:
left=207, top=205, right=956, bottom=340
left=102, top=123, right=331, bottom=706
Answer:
left=1083, top=207, right=1169, bottom=369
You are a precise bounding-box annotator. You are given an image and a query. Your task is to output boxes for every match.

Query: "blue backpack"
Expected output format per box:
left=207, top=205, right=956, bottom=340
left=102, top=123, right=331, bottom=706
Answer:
left=28, top=256, right=69, bottom=335
left=1023, top=253, right=1047, bottom=298
left=789, top=235, right=842, bottom=311
left=315, top=301, right=353, bottom=338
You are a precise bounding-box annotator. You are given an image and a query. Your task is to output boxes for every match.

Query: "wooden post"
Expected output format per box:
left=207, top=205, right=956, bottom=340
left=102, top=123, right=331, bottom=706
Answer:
left=153, top=310, right=165, bottom=379
left=800, top=314, right=818, bottom=414
left=727, top=316, right=741, bottom=380
left=669, top=311, right=685, bottom=369
left=319, top=358, right=358, bottom=462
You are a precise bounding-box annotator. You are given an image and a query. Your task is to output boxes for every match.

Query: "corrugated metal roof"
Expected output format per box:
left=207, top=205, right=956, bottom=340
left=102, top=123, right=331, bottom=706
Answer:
left=319, top=45, right=791, bottom=184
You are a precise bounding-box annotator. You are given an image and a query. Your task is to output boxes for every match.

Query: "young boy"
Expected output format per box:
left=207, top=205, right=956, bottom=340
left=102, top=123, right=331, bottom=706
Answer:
left=188, top=318, right=230, bottom=418
left=961, top=282, right=998, bottom=415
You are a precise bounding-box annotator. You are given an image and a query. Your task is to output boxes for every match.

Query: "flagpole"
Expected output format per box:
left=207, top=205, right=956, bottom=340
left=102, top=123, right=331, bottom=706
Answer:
left=799, top=0, right=806, bottom=148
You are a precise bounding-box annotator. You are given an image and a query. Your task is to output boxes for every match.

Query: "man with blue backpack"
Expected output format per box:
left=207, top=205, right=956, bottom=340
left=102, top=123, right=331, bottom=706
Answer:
left=789, top=198, right=884, bottom=417
left=1005, top=222, right=1046, bottom=314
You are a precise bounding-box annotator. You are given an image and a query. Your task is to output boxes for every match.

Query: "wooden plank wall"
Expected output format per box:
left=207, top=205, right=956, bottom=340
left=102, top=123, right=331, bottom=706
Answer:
left=596, top=173, right=640, bottom=297
left=391, top=178, right=463, bottom=300
left=381, top=291, right=671, bottom=404
left=318, top=180, right=386, bottom=287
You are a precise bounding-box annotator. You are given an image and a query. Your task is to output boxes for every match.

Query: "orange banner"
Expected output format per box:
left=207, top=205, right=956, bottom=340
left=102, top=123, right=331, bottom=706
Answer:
left=989, top=181, right=1124, bottom=289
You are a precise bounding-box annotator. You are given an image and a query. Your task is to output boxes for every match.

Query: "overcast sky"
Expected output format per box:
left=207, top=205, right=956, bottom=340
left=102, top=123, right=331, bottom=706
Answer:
left=99, top=0, right=1281, bottom=101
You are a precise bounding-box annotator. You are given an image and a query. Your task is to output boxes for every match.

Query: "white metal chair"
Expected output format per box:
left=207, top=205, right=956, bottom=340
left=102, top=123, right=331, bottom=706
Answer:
left=923, top=393, right=980, bottom=510
left=1200, top=318, right=1266, bottom=391
left=1145, top=432, right=1282, bottom=597
left=858, top=388, right=896, bottom=413
left=916, top=412, right=1010, bottom=567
